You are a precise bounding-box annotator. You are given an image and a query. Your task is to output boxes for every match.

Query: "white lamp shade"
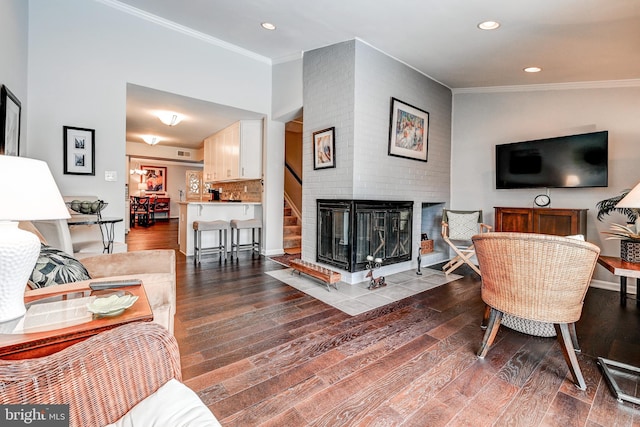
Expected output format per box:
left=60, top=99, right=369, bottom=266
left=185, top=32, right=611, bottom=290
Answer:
left=0, top=156, right=70, bottom=221
left=616, top=182, right=640, bottom=208
left=0, top=156, right=70, bottom=324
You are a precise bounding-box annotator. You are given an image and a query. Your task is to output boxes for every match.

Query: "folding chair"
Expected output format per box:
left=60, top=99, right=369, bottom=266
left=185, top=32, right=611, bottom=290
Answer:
left=441, top=209, right=491, bottom=275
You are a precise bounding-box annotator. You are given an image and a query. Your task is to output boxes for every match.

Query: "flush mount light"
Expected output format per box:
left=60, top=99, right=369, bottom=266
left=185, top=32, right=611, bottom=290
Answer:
left=524, top=66, right=542, bottom=73
left=157, top=112, right=183, bottom=127
left=478, top=21, right=500, bottom=30
left=142, top=135, right=161, bottom=145
left=261, top=22, right=276, bottom=30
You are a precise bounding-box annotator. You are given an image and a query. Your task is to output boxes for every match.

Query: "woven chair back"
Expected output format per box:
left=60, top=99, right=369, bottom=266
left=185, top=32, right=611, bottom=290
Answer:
left=472, top=232, right=600, bottom=323
left=442, top=209, right=483, bottom=223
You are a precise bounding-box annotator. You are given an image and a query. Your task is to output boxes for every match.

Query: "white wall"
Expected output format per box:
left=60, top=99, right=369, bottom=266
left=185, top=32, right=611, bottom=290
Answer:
left=452, top=82, right=640, bottom=282
left=302, top=41, right=357, bottom=260
left=302, top=40, right=452, bottom=274
left=272, top=58, right=303, bottom=122
left=353, top=41, right=452, bottom=201
left=0, top=0, right=28, bottom=154
left=25, top=0, right=272, bottom=246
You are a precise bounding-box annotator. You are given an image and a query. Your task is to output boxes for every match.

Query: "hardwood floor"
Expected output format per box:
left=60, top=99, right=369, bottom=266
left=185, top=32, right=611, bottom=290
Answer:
left=127, top=220, right=640, bottom=426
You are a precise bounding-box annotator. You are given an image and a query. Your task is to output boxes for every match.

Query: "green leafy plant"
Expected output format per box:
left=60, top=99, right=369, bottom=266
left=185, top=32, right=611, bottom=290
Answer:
left=595, top=189, right=638, bottom=223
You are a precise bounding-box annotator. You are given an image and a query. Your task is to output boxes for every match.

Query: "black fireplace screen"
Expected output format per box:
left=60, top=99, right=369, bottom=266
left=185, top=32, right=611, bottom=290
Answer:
left=317, top=200, right=413, bottom=272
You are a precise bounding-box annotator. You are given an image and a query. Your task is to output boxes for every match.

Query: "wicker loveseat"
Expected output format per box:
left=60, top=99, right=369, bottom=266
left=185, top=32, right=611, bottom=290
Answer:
left=0, top=322, right=220, bottom=426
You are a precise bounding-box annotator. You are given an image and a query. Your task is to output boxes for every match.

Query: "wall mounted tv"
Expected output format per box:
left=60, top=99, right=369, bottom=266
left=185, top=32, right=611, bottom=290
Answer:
left=495, top=130, right=608, bottom=189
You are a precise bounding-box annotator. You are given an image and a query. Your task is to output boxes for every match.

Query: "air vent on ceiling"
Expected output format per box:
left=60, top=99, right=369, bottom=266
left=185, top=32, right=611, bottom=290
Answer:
left=177, top=150, right=191, bottom=158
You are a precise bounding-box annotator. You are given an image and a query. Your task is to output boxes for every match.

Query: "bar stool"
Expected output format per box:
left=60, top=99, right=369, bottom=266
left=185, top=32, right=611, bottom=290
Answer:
left=230, top=218, right=262, bottom=259
left=193, top=220, right=229, bottom=264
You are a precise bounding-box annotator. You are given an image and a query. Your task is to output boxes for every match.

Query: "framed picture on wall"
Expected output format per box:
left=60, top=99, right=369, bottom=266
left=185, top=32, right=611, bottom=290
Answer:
left=388, top=97, right=429, bottom=162
left=63, top=126, right=95, bottom=175
left=141, top=165, right=167, bottom=193
left=313, top=127, right=336, bottom=170
left=0, top=85, right=21, bottom=156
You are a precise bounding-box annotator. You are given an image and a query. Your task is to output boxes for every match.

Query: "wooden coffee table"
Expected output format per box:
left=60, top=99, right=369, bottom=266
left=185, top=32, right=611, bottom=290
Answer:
left=597, top=255, right=640, bottom=307
left=0, top=281, right=153, bottom=359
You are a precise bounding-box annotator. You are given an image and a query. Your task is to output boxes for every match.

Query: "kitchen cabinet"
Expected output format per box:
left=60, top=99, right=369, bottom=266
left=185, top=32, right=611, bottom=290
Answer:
left=203, top=133, right=216, bottom=182
left=494, top=207, right=588, bottom=237
left=203, top=120, right=262, bottom=182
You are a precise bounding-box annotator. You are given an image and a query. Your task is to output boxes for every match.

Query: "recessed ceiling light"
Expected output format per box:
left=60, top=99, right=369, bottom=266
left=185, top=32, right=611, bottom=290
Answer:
left=524, top=67, right=542, bottom=73
left=478, top=21, right=500, bottom=30
left=261, top=22, right=276, bottom=30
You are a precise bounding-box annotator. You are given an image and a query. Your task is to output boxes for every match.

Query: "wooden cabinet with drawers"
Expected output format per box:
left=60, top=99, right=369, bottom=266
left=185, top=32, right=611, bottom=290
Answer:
left=494, top=207, right=587, bottom=238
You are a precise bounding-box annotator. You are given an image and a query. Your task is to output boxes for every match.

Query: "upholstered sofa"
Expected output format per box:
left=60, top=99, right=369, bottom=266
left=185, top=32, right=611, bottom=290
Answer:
left=0, top=322, right=220, bottom=426
left=19, top=221, right=176, bottom=334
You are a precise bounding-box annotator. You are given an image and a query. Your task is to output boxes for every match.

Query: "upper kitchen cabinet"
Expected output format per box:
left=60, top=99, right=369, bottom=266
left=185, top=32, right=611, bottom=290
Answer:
left=203, top=120, right=263, bottom=182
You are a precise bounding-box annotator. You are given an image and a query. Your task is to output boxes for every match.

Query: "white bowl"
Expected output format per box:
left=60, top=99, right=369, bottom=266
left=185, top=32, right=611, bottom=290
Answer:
left=87, top=294, right=138, bottom=316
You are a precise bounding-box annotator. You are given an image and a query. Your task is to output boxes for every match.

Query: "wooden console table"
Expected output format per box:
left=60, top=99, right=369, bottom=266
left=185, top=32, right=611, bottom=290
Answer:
left=597, top=255, right=640, bottom=307
left=494, top=207, right=587, bottom=237
left=0, top=281, right=152, bottom=359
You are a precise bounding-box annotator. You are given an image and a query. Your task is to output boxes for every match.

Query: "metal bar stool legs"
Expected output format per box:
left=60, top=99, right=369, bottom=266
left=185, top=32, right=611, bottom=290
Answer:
left=230, top=219, right=262, bottom=259
left=193, top=220, right=229, bottom=264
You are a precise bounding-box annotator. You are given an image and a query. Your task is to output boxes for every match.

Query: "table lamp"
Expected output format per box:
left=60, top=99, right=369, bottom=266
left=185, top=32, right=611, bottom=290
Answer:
left=0, top=156, right=70, bottom=323
left=615, top=182, right=640, bottom=234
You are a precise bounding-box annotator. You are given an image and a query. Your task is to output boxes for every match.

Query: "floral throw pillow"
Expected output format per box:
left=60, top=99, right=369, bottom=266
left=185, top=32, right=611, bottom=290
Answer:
left=447, top=211, right=480, bottom=241
left=29, top=244, right=91, bottom=289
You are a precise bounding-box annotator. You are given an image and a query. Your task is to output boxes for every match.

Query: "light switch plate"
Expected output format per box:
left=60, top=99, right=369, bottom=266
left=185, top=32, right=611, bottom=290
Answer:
left=105, top=170, right=117, bottom=181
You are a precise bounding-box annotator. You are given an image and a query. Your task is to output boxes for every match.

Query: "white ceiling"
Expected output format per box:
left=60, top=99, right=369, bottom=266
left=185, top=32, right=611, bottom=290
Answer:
left=121, top=0, right=640, bottom=151
left=126, top=84, right=263, bottom=150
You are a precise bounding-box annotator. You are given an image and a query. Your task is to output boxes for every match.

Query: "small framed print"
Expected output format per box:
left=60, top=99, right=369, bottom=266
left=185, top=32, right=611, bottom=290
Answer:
left=0, top=85, right=21, bottom=156
left=64, top=126, right=95, bottom=175
left=313, top=127, right=336, bottom=170
left=388, top=97, right=429, bottom=162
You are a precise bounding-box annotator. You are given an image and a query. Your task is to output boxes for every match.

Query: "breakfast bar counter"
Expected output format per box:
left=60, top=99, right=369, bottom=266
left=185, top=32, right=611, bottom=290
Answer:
left=177, top=201, right=262, bottom=256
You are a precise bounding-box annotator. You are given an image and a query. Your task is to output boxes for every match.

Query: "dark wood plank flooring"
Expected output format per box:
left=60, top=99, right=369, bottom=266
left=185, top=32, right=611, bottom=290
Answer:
left=127, top=220, right=640, bottom=426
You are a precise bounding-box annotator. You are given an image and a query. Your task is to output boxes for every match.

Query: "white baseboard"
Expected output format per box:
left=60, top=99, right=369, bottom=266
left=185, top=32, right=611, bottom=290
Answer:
left=590, top=278, right=637, bottom=294
left=263, top=248, right=286, bottom=257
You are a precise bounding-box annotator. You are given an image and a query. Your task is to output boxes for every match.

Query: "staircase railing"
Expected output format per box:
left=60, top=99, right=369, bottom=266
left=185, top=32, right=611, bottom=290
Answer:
left=284, top=161, right=302, bottom=219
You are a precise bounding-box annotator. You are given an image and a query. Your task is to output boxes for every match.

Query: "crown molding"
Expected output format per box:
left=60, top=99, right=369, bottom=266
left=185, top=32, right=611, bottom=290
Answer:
left=97, top=0, right=271, bottom=65
left=354, top=38, right=452, bottom=90
left=453, top=79, right=640, bottom=94
left=272, top=52, right=303, bottom=65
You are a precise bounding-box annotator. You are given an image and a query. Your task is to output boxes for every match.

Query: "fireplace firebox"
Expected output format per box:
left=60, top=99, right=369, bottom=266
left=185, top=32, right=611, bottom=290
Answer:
left=317, top=200, right=413, bottom=272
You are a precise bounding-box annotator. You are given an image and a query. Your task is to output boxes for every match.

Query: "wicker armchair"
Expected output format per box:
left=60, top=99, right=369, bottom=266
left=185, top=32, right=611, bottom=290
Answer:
left=0, top=322, right=213, bottom=426
left=472, top=232, right=600, bottom=390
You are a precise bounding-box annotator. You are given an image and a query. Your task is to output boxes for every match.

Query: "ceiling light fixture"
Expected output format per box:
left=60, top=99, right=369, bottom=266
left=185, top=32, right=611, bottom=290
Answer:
left=478, top=21, right=500, bottom=30
left=142, top=135, right=161, bottom=145
left=524, top=66, right=542, bottom=73
left=157, top=112, right=183, bottom=127
left=261, top=22, right=276, bottom=30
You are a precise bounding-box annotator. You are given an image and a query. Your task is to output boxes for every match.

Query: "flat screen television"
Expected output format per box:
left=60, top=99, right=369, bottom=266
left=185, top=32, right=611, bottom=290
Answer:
left=495, top=130, right=608, bottom=189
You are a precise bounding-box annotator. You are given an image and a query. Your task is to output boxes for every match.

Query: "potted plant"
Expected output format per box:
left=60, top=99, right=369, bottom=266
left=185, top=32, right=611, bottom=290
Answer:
left=597, top=189, right=640, bottom=263
left=595, top=189, right=637, bottom=223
